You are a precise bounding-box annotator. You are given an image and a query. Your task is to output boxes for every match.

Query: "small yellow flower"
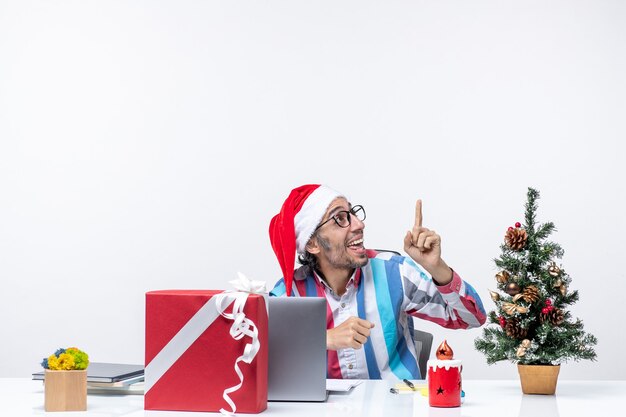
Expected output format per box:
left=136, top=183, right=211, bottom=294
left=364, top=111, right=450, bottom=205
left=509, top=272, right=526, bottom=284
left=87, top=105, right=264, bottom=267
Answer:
left=56, top=353, right=76, bottom=370
left=47, top=355, right=60, bottom=370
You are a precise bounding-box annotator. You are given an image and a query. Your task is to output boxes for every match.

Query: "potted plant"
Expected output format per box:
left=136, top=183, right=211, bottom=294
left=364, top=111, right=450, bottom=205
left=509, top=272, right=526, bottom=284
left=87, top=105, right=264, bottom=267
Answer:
left=41, top=347, right=89, bottom=411
left=474, top=188, right=597, bottom=394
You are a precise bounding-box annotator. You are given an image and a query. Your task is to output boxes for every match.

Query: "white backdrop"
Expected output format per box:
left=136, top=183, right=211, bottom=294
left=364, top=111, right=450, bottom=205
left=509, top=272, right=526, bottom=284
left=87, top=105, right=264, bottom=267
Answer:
left=1, top=0, right=624, bottom=380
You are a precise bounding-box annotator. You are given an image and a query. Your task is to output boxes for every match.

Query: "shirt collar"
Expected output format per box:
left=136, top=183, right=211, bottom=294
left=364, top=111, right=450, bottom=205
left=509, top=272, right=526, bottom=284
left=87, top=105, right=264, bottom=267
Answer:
left=313, top=268, right=361, bottom=293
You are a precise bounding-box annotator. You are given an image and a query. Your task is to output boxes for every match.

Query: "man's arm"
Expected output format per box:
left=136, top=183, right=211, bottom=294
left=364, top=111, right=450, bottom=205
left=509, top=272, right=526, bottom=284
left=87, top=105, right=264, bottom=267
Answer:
left=401, top=260, right=486, bottom=329
left=401, top=199, right=485, bottom=328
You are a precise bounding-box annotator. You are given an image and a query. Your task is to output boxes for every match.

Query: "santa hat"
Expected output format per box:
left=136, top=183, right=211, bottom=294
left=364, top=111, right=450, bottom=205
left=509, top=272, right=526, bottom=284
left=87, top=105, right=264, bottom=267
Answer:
left=269, top=184, right=344, bottom=296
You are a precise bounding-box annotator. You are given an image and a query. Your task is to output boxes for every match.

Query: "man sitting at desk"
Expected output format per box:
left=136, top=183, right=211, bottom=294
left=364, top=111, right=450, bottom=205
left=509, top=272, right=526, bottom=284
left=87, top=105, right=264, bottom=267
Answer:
left=269, top=184, right=486, bottom=380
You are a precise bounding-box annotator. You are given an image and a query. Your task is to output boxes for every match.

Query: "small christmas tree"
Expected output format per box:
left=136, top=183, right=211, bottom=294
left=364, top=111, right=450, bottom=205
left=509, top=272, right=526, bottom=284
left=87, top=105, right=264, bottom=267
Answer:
left=475, top=188, right=597, bottom=365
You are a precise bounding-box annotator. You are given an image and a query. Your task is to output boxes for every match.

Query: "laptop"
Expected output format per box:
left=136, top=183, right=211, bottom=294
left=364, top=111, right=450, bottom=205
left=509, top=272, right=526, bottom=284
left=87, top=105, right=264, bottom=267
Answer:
left=267, top=297, right=328, bottom=401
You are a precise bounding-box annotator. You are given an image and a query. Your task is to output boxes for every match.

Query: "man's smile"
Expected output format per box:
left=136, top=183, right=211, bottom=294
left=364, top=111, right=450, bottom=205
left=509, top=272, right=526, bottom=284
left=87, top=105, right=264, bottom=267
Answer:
left=347, top=236, right=366, bottom=254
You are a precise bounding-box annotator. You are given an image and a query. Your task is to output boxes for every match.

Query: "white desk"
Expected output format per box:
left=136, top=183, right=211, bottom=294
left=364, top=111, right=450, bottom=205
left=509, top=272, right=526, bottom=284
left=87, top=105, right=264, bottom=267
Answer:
left=2, top=379, right=623, bottom=417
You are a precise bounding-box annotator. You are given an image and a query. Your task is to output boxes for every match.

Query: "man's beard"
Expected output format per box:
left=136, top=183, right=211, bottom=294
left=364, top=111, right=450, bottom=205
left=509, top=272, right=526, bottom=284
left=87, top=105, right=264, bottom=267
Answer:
left=317, top=233, right=368, bottom=270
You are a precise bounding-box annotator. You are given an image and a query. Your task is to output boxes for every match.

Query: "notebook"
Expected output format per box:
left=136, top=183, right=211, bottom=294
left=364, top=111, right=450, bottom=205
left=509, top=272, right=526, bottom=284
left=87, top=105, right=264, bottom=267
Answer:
left=32, top=362, right=144, bottom=383
left=267, top=297, right=328, bottom=402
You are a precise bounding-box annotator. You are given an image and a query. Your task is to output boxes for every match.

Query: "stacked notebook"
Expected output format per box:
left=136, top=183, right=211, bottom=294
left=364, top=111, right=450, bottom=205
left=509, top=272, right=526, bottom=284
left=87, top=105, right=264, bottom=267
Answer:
left=32, top=363, right=144, bottom=394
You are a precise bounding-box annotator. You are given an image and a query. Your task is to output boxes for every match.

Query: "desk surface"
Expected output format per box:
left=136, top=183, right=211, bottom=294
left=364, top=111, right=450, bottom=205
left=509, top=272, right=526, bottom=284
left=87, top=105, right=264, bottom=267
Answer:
left=1, top=378, right=623, bottom=417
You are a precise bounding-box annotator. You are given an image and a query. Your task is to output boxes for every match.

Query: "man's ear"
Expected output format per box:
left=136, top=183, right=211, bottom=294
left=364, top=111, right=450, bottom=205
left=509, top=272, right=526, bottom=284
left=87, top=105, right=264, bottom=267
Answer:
left=305, top=236, right=321, bottom=255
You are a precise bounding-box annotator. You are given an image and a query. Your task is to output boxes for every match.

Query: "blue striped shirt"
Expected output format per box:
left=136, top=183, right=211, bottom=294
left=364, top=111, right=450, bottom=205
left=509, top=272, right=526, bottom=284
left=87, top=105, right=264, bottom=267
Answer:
left=270, top=251, right=486, bottom=379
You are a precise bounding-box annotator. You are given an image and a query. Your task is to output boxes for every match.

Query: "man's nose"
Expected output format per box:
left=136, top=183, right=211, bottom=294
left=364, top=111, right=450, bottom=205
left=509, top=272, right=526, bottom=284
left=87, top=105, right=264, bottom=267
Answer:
left=350, top=215, right=365, bottom=231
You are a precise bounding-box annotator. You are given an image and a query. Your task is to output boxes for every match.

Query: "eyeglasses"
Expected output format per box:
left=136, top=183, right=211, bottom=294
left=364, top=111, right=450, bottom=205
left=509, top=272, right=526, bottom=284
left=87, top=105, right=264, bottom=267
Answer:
left=314, top=205, right=366, bottom=231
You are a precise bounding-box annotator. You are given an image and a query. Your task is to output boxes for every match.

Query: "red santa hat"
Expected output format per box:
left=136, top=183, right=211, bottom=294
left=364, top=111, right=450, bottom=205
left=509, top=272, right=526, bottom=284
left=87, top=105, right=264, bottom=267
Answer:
left=269, top=184, right=344, bottom=296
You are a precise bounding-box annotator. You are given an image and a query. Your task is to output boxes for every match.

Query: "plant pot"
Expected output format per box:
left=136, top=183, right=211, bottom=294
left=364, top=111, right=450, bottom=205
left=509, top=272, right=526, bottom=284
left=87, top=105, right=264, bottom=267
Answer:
left=44, top=369, right=87, bottom=412
left=517, top=364, right=560, bottom=395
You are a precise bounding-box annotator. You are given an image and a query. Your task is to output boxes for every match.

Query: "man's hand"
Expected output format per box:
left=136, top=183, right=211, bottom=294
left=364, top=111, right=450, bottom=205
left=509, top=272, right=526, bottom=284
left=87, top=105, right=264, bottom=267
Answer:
left=327, top=317, right=375, bottom=350
left=403, top=199, right=453, bottom=285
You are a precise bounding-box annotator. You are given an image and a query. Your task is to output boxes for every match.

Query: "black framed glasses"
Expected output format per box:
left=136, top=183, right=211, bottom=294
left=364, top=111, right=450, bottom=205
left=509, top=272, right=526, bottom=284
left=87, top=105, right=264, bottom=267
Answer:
left=314, top=205, right=366, bottom=231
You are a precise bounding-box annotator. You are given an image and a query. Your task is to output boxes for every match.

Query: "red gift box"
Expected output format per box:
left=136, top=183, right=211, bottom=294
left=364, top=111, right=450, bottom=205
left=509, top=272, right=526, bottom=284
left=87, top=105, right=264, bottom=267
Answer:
left=145, top=290, right=268, bottom=413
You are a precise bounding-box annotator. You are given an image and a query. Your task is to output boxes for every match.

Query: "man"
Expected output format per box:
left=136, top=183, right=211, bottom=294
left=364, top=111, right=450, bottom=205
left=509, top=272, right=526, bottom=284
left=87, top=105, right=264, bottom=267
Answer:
left=269, top=184, right=486, bottom=380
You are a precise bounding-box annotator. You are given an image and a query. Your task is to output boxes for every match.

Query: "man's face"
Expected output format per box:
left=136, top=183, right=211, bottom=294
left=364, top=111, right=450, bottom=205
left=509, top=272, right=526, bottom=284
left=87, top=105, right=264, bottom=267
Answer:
left=311, top=197, right=368, bottom=271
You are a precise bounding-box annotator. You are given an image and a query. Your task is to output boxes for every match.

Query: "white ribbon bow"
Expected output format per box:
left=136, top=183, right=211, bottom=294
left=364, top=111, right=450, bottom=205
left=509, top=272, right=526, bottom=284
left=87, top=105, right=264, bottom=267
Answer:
left=215, top=272, right=267, bottom=416
left=229, top=271, right=267, bottom=294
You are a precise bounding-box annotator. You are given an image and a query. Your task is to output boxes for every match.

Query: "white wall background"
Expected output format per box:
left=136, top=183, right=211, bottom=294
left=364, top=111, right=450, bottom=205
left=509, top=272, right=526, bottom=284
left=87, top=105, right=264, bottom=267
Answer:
left=1, top=0, right=624, bottom=380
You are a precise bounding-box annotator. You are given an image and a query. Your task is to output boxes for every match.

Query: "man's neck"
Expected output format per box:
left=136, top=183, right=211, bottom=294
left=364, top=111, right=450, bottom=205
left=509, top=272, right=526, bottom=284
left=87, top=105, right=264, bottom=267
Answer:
left=316, top=264, right=354, bottom=296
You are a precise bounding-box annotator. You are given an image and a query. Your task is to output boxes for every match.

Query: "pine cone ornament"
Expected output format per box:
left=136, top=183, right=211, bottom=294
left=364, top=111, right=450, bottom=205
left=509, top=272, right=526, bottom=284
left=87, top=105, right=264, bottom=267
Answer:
left=521, top=285, right=540, bottom=304
left=505, top=318, right=528, bottom=339
left=505, top=227, right=528, bottom=251
left=541, top=307, right=564, bottom=325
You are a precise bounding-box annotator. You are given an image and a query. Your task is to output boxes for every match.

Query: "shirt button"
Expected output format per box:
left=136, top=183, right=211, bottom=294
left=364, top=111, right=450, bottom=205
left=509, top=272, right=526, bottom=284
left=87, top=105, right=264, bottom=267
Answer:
left=341, top=303, right=346, bottom=308
left=348, top=364, right=354, bottom=370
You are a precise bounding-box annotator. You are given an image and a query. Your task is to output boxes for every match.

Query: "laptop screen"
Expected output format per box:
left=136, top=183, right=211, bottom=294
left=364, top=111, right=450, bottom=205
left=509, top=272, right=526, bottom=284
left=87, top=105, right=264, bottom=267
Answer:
left=267, top=297, right=327, bottom=401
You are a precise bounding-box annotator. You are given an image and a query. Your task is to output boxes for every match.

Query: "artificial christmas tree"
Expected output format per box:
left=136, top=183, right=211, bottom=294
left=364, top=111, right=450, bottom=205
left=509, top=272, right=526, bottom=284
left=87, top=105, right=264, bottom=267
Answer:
left=475, top=188, right=597, bottom=394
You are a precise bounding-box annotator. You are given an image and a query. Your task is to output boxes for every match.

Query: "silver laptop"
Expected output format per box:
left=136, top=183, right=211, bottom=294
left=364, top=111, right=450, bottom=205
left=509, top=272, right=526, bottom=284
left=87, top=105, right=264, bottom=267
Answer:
left=268, top=297, right=328, bottom=401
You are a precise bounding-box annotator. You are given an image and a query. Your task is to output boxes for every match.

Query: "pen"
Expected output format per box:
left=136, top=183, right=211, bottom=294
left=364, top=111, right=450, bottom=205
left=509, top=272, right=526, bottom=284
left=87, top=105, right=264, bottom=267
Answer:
left=389, top=388, right=399, bottom=394
left=403, top=379, right=415, bottom=390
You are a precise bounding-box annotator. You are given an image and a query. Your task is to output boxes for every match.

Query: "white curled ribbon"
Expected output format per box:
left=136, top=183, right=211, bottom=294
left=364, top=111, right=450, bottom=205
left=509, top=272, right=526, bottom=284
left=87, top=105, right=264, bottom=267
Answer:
left=215, top=272, right=267, bottom=416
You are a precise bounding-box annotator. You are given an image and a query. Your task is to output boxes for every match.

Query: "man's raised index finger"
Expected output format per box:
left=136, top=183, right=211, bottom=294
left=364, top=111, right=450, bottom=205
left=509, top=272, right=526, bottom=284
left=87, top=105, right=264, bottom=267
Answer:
left=415, top=199, right=423, bottom=228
